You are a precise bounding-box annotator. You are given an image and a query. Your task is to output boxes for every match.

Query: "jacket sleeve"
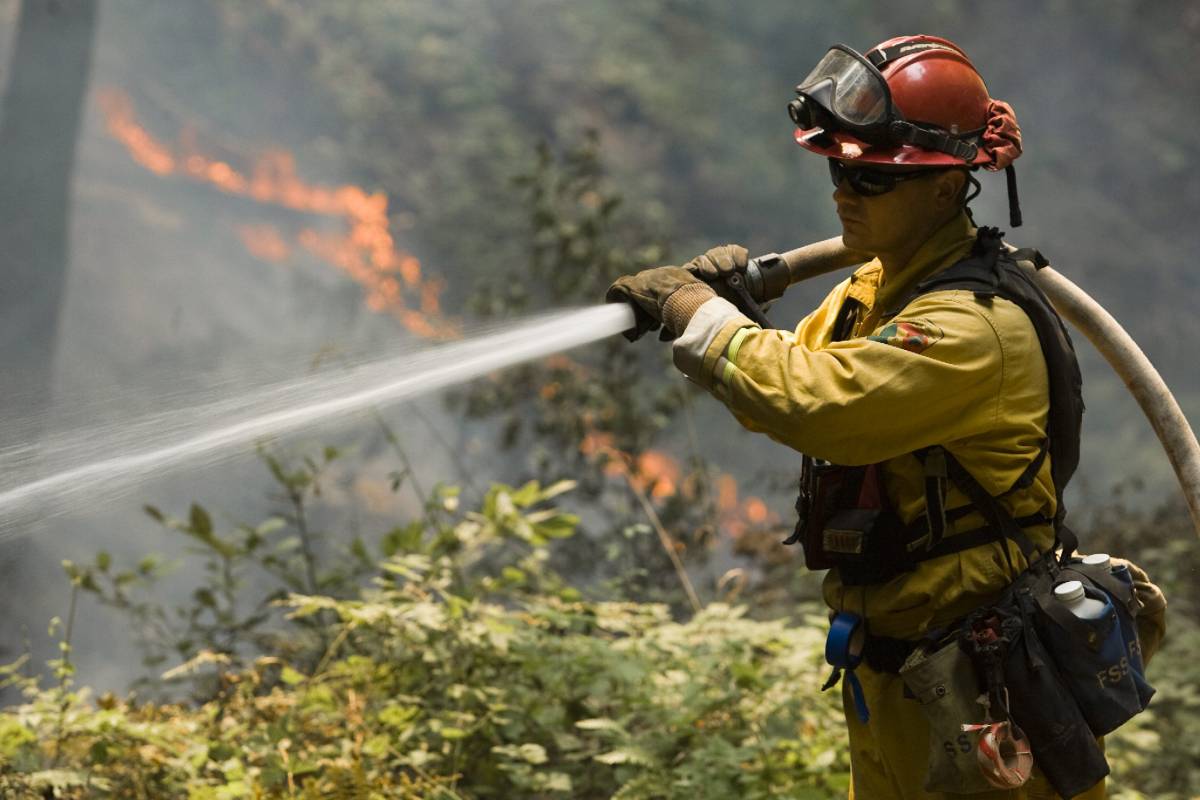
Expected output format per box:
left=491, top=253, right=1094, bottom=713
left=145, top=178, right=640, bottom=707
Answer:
left=673, top=290, right=1010, bottom=465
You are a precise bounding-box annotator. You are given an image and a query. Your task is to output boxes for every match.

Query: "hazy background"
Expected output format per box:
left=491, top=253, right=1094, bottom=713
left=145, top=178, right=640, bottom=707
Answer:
left=0, top=0, right=1197, bottom=691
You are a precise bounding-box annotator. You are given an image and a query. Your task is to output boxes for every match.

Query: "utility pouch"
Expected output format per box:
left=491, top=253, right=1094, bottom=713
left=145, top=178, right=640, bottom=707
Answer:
left=1062, top=559, right=1156, bottom=708
left=826, top=507, right=909, bottom=586
left=963, top=577, right=1110, bottom=799
left=789, top=460, right=908, bottom=584
left=790, top=460, right=869, bottom=570
left=900, top=638, right=995, bottom=794
left=1033, top=580, right=1147, bottom=735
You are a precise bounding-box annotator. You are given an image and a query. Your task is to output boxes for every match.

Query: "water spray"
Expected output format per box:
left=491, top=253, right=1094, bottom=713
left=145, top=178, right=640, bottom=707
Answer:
left=0, top=305, right=634, bottom=534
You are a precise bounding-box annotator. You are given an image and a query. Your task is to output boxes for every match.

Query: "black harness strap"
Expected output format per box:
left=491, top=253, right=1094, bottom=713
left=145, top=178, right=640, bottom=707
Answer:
left=914, top=446, right=948, bottom=550
left=911, top=515, right=1051, bottom=563
left=942, top=450, right=1037, bottom=574
left=999, top=439, right=1049, bottom=497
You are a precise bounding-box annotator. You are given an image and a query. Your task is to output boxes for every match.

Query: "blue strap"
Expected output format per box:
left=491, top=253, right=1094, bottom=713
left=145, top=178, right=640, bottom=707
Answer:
left=824, top=612, right=870, bottom=723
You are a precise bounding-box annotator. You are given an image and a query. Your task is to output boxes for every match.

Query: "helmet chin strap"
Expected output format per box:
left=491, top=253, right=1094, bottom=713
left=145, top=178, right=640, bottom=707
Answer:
left=961, top=172, right=983, bottom=224
left=959, top=169, right=1022, bottom=229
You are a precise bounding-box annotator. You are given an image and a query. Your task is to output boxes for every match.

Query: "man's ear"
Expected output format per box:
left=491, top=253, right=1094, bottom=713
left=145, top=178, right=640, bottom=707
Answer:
left=935, top=169, right=968, bottom=210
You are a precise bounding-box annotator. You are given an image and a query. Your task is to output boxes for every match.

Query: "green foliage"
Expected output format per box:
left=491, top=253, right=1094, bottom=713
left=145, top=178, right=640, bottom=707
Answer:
left=4, top=450, right=1197, bottom=798
left=449, top=135, right=732, bottom=610
left=66, top=444, right=377, bottom=698
left=0, top=478, right=846, bottom=799
left=454, top=135, right=674, bottom=471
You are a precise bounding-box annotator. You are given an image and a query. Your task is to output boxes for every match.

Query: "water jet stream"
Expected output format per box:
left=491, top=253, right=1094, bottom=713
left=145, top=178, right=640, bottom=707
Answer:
left=0, top=304, right=635, bottom=535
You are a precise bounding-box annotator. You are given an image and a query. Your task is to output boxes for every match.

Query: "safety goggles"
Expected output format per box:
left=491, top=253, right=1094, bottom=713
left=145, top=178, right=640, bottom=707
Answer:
left=789, top=44, right=980, bottom=163
left=789, top=45, right=895, bottom=144
left=828, top=158, right=929, bottom=196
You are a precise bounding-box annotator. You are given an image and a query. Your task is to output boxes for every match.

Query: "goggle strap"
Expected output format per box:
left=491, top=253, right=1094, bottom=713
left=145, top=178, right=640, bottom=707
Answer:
left=890, top=121, right=979, bottom=162
left=866, top=41, right=961, bottom=70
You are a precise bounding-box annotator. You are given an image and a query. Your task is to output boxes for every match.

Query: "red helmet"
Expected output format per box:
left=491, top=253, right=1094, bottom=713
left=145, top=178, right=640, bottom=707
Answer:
left=791, top=35, right=1001, bottom=167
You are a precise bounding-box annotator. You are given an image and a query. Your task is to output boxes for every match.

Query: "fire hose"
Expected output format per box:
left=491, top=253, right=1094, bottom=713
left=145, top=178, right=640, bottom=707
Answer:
left=732, top=237, right=1200, bottom=540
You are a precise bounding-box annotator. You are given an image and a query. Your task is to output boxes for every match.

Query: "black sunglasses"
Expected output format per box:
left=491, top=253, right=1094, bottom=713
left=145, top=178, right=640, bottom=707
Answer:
left=828, top=159, right=930, bottom=196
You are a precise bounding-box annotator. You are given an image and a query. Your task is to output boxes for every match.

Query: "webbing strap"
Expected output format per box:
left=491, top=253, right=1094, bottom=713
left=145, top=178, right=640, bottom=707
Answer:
left=1005, top=164, right=1023, bottom=228
left=865, top=41, right=958, bottom=69
left=1008, top=247, right=1049, bottom=270
left=918, top=447, right=948, bottom=549
left=907, top=516, right=1050, bottom=564
left=1060, top=563, right=1135, bottom=611
left=999, top=439, right=1048, bottom=497
left=942, top=450, right=1038, bottom=563
left=889, top=120, right=979, bottom=162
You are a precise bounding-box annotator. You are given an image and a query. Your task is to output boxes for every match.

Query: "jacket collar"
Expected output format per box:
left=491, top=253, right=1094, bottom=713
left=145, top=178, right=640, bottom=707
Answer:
left=845, top=212, right=978, bottom=317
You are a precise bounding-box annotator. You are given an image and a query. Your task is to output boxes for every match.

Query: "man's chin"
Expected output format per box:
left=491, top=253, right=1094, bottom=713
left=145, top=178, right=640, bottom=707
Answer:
left=840, top=226, right=869, bottom=252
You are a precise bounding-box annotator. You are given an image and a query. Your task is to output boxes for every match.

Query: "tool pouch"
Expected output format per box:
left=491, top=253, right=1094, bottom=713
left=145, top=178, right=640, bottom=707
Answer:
left=900, top=638, right=996, bottom=794
left=1033, top=577, right=1149, bottom=734
left=963, top=581, right=1110, bottom=799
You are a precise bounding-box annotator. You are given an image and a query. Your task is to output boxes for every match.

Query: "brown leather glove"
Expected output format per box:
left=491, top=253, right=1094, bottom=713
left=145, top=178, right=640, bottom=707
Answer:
left=684, top=244, right=749, bottom=282
left=606, top=266, right=715, bottom=341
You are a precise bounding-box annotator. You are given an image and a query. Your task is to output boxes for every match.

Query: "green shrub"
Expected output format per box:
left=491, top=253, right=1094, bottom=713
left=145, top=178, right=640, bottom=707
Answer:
left=0, top=480, right=846, bottom=799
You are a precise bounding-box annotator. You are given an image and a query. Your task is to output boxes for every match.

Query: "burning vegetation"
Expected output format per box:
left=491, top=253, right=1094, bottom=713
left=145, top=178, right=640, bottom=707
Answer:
left=96, top=87, right=453, bottom=339
left=95, top=87, right=774, bottom=544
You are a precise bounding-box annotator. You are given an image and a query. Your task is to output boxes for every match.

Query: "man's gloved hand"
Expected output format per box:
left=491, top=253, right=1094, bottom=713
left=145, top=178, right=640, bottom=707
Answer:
left=605, top=266, right=715, bottom=341
left=684, top=244, right=749, bottom=283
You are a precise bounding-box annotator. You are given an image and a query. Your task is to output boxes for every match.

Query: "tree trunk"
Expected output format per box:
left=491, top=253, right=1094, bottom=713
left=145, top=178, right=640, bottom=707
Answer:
left=0, top=0, right=98, bottom=428
left=0, top=0, right=99, bottom=674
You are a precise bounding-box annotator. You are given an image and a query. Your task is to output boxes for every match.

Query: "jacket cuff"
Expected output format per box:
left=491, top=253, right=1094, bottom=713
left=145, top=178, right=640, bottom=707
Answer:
left=662, top=282, right=717, bottom=336
left=672, top=297, right=753, bottom=388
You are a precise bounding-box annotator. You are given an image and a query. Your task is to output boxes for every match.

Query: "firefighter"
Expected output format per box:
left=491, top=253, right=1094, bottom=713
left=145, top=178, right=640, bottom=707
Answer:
left=607, top=35, right=1165, bottom=799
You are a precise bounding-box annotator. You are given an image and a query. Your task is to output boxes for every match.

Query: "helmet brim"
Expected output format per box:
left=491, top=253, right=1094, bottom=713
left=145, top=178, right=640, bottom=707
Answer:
left=794, top=126, right=991, bottom=167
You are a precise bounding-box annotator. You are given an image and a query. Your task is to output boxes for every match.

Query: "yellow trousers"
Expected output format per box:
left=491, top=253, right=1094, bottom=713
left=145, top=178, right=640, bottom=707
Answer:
left=843, top=664, right=1106, bottom=800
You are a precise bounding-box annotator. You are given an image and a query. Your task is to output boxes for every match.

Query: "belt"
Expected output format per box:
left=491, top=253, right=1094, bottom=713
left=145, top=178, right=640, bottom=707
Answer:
left=861, top=632, right=920, bottom=675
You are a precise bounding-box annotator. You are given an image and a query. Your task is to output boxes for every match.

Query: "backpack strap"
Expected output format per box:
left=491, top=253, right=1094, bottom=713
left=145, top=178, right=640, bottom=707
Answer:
left=908, top=444, right=1042, bottom=571
left=999, top=439, right=1049, bottom=497
left=920, top=446, right=948, bottom=550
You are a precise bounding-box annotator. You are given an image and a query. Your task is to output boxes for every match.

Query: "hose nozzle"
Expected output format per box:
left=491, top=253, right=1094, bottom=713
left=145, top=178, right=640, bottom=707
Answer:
left=744, top=253, right=792, bottom=304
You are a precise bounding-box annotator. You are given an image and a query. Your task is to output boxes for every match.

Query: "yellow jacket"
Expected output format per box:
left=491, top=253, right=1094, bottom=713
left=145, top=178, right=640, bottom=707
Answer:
left=673, top=213, right=1057, bottom=638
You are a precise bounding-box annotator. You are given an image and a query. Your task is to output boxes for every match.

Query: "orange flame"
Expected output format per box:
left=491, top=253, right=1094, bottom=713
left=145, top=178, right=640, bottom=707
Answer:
left=578, top=429, right=775, bottom=537
left=97, top=87, right=456, bottom=339
left=711, top=472, right=777, bottom=538
left=636, top=450, right=681, bottom=500
left=98, top=91, right=175, bottom=175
